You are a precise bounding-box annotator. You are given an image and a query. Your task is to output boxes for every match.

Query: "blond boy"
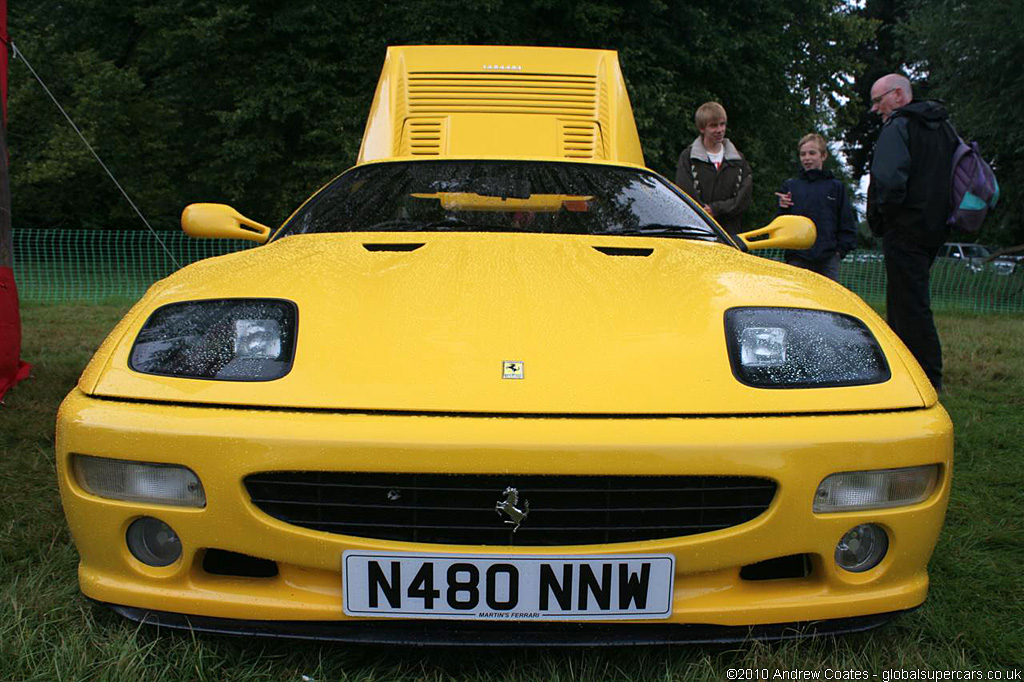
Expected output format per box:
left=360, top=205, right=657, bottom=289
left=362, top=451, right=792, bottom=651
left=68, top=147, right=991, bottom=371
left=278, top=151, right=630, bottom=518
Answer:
left=675, top=102, right=753, bottom=234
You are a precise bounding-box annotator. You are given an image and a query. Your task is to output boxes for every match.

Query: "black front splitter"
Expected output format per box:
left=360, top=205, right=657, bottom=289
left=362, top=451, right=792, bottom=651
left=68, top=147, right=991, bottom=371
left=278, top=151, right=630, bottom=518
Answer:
left=105, top=602, right=903, bottom=647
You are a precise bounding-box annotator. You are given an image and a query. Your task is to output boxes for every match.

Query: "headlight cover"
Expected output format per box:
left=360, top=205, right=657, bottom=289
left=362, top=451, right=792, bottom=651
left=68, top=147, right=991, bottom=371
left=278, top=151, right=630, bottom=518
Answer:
left=814, top=465, right=940, bottom=513
left=130, top=298, right=297, bottom=381
left=73, top=454, right=206, bottom=508
left=724, top=307, right=890, bottom=388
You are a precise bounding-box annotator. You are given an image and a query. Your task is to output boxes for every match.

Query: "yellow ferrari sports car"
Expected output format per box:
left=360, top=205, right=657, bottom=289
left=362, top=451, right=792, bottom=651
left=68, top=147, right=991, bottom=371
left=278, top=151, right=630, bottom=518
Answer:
left=55, top=45, right=951, bottom=645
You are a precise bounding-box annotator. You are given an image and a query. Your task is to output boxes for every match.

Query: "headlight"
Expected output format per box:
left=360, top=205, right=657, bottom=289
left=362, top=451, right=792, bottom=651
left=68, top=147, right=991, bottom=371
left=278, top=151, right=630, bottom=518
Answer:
left=814, top=465, right=939, bottom=513
left=724, top=307, right=890, bottom=388
left=130, top=298, right=297, bottom=381
left=72, top=455, right=206, bottom=507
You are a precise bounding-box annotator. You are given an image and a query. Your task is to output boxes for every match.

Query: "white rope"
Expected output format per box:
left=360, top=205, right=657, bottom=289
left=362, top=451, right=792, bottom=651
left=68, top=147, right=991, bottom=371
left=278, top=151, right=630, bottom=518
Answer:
left=10, top=42, right=181, bottom=268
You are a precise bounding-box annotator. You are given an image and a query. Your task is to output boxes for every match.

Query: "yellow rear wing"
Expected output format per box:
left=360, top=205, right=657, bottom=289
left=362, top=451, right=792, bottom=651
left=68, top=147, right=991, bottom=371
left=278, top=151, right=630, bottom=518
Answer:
left=357, top=45, right=644, bottom=166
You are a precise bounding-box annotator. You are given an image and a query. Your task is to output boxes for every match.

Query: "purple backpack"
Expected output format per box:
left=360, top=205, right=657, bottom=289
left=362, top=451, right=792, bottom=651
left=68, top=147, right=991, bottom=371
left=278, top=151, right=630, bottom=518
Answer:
left=948, top=132, right=999, bottom=234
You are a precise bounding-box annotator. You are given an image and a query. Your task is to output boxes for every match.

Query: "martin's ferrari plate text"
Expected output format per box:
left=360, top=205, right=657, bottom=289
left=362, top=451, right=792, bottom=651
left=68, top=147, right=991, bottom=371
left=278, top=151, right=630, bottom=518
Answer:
left=343, top=551, right=674, bottom=620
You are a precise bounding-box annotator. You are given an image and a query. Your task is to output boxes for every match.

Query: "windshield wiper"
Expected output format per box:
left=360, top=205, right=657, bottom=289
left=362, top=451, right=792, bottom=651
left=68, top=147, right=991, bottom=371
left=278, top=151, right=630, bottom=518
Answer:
left=596, top=224, right=719, bottom=240
left=364, top=217, right=474, bottom=232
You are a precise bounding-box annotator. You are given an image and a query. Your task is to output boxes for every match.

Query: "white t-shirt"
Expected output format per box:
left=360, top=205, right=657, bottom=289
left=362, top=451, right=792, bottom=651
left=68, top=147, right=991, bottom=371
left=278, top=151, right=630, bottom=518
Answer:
left=707, top=147, right=725, bottom=169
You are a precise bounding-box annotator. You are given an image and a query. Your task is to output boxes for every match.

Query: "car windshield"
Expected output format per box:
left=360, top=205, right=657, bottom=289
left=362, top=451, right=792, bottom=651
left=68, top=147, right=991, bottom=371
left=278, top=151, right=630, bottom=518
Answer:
left=961, top=245, right=991, bottom=259
left=275, top=160, right=722, bottom=242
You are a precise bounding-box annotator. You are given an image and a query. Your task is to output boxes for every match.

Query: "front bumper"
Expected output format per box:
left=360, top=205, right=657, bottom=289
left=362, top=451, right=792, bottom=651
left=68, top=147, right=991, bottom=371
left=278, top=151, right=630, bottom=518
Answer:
left=57, top=389, right=952, bottom=634
left=106, top=602, right=907, bottom=646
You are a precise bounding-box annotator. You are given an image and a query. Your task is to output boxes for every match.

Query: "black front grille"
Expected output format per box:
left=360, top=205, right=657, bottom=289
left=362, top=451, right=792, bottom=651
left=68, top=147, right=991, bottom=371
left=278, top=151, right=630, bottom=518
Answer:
left=244, top=473, right=776, bottom=546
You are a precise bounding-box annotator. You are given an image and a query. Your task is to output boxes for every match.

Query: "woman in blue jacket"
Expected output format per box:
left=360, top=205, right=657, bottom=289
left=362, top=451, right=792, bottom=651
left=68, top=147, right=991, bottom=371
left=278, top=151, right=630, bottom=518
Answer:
left=776, top=134, right=858, bottom=281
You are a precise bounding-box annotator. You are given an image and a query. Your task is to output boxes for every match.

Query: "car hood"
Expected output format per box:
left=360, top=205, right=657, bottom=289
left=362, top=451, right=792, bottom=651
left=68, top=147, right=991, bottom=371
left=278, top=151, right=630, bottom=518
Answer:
left=82, top=232, right=932, bottom=414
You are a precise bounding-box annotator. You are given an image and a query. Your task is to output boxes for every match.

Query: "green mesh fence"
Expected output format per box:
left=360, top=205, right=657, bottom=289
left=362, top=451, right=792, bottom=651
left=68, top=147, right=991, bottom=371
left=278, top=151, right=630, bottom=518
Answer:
left=11, top=229, right=1024, bottom=313
left=758, top=248, right=1024, bottom=313
left=13, top=230, right=254, bottom=303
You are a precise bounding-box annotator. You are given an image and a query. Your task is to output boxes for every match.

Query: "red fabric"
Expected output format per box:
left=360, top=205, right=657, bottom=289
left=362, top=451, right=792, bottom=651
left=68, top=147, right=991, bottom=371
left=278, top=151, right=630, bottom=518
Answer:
left=0, top=266, right=30, bottom=400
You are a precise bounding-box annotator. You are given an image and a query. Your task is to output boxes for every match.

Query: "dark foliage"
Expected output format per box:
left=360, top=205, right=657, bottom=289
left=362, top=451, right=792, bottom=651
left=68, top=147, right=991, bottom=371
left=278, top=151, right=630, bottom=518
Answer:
left=8, top=0, right=874, bottom=233
left=836, top=0, right=914, bottom=183
left=898, top=0, right=1024, bottom=246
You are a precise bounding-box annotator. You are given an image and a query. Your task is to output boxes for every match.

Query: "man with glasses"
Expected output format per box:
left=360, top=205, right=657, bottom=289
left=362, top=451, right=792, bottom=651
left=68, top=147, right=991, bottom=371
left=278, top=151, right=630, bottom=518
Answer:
left=867, top=73, right=958, bottom=391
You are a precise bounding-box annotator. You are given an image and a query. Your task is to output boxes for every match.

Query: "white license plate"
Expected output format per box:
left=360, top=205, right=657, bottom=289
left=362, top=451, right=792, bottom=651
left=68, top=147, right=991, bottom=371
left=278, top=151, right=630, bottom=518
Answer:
left=343, top=551, right=674, bottom=620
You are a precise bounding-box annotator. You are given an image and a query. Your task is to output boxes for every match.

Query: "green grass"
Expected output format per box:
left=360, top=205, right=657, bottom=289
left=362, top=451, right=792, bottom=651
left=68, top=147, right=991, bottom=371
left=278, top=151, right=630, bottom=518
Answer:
left=2, top=303, right=1022, bottom=680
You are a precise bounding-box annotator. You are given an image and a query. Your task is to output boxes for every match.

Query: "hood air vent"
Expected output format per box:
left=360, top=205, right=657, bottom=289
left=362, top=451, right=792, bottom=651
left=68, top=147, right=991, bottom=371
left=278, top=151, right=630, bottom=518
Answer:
left=363, top=243, right=425, bottom=252
left=593, top=246, right=653, bottom=257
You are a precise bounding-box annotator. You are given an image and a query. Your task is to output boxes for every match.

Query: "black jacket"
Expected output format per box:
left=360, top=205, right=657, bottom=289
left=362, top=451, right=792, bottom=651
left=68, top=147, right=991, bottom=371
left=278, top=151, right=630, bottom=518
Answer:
left=867, top=100, right=958, bottom=248
left=675, top=137, right=753, bottom=234
left=778, top=168, right=858, bottom=262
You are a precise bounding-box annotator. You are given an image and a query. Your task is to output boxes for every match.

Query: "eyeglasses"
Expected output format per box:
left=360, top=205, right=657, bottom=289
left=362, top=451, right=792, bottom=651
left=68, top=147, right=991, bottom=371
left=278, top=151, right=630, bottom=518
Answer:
left=871, top=88, right=898, bottom=106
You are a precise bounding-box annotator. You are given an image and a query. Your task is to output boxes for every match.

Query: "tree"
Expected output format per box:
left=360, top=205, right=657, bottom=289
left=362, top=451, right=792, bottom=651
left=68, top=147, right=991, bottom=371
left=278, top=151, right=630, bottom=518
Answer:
left=837, top=0, right=912, bottom=182
left=9, top=0, right=872, bottom=232
left=899, top=0, right=1024, bottom=245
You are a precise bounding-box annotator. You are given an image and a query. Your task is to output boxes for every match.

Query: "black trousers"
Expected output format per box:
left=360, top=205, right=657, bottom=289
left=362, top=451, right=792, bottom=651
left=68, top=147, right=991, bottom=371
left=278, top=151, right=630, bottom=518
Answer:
left=882, top=232, right=943, bottom=390
left=785, top=253, right=842, bottom=282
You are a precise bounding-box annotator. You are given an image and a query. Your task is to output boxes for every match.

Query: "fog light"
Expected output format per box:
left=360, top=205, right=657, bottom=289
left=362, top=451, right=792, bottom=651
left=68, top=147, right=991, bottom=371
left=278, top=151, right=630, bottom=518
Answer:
left=835, top=524, right=888, bottom=572
left=126, top=517, right=182, bottom=567
left=73, top=455, right=205, bottom=507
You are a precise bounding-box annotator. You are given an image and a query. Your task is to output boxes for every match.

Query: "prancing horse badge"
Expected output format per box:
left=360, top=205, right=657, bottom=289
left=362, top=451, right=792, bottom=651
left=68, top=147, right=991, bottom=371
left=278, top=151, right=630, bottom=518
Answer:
left=495, top=487, right=529, bottom=532
left=502, top=361, right=524, bottom=379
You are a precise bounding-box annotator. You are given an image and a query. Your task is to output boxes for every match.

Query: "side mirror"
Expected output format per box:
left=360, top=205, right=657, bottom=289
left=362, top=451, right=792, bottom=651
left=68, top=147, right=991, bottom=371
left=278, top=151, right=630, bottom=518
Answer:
left=737, top=215, right=816, bottom=251
left=181, top=203, right=271, bottom=244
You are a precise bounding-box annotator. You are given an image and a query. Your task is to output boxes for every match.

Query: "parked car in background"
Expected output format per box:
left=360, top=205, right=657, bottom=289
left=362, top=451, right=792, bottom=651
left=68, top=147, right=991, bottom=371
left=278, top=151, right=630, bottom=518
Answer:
left=938, top=243, right=1015, bottom=275
left=844, top=251, right=884, bottom=265
left=982, top=245, right=1024, bottom=271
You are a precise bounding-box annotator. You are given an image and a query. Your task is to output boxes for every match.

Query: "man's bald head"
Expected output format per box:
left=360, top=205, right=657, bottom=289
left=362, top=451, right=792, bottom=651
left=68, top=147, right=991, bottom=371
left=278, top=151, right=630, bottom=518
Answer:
left=870, top=74, right=913, bottom=121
